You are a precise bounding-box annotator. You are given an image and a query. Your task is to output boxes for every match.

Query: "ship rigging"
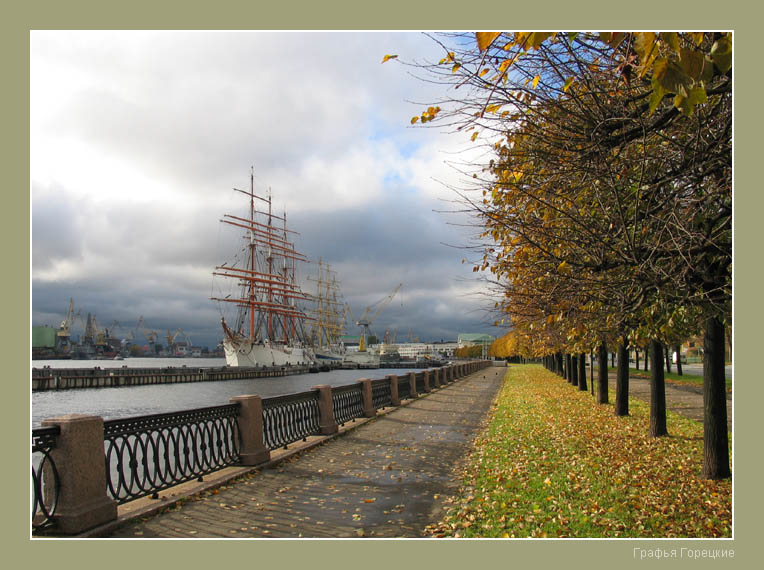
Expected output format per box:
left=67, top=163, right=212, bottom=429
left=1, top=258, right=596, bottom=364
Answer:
left=211, top=168, right=315, bottom=367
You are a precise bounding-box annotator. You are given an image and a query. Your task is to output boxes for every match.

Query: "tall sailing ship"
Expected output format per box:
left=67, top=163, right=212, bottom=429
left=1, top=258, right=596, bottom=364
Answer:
left=211, top=169, right=315, bottom=367
left=308, top=258, right=347, bottom=364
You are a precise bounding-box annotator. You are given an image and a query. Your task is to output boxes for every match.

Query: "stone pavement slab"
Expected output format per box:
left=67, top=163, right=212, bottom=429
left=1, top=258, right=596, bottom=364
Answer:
left=104, top=367, right=506, bottom=538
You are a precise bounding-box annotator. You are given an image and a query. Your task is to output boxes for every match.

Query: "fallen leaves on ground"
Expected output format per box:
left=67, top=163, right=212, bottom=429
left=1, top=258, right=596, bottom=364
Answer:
left=425, top=365, right=731, bottom=538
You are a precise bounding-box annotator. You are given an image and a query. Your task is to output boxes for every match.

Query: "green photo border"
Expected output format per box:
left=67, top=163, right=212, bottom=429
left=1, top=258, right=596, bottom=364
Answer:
left=5, top=1, right=755, bottom=567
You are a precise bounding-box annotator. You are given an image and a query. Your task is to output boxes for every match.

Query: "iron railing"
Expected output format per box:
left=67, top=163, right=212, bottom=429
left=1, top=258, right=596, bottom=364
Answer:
left=262, top=390, right=321, bottom=450
left=332, top=384, right=364, bottom=426
left=371, top=378, right=392, bottom=409
left=397, top=375, right=411, bottom=400
left=415, top=372, right=426, bottom=394
left=32, top=426, right=60, bottom=531
left=103, top=404, right=240, bottom=504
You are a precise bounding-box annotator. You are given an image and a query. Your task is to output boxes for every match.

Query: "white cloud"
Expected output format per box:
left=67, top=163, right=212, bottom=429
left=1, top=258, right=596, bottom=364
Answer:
left=31, top=31, right=499, bottom=347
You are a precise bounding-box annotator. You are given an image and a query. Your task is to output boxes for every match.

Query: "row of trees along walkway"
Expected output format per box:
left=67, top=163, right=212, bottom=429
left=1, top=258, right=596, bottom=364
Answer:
left=396, top=32, right=731, bottom=479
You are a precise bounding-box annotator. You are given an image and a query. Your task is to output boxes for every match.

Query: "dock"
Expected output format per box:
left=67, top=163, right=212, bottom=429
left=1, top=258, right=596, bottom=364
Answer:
left=31, top=364, right=311, bottom=391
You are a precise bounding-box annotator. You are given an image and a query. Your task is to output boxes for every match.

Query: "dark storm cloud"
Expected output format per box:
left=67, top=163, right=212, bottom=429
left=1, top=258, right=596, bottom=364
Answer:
left=289, top=186, right=497, bottom=342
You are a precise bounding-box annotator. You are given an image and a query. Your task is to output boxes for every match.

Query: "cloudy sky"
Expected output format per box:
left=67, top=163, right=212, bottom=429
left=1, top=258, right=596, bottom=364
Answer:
left=31, top=30, right=500, bottom=349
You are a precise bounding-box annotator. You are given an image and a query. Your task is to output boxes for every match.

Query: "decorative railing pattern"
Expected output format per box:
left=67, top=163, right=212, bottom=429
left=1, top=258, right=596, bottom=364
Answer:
left=398, top=375, right=411, bottom=400
left=332, top=384, right=364, bottom=426
left=415, top=372, right=426, bottom=394
left=262, top=390, right=321, bottom=450
left=32, top=426, right=60, bottom=531
left=103, top=404, right=241, bottom=504
left=371, top=378, right=392, bottom=409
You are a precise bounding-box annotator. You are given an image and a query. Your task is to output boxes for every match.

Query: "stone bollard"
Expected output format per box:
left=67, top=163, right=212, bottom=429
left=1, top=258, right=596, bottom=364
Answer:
left=357, top=378, right=376, bottom=417
left=41, top=414, right=118, bottom=534
left=312, top=385, right=338, bottom=435
left=408, top=372, right=418, bottom=398
left=387, top=374, right=400, bottom=406
left=422, top=370, right=431, bottom=393
left=229, top=395, right=270, bottom=466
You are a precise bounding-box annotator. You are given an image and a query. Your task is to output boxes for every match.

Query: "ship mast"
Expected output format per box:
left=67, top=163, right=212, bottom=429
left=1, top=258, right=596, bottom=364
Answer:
left=284, top=210, right=295, bottom=343
left=266, top=187, right=273, bottom=341
left=308, top=258, right=346, bottom=350
left=212, top=168, right=312, bottom=345
left=249, top=168, right=256, bottom=341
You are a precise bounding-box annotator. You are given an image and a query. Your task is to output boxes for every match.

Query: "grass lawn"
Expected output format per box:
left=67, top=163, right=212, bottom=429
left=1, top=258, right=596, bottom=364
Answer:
left=426, top=364, right=731, bottom=538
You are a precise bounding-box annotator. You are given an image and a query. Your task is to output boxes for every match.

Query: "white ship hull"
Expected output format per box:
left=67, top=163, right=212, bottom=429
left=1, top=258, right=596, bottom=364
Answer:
left=223, top=337, right=315, bottom=367
left=314, top=345, right=345, bottom=362
left=342, top=350, right=380, bottom=368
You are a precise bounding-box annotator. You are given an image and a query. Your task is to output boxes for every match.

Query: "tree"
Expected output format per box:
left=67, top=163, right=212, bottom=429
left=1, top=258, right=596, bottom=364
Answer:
left=397, top=31, right=731, bottom=478
left=455, top=345, right=483, bottom=358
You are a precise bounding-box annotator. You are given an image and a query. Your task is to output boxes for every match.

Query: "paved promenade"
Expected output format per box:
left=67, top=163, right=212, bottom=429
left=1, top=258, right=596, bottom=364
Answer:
left=104, top=367, right=506, bottom=538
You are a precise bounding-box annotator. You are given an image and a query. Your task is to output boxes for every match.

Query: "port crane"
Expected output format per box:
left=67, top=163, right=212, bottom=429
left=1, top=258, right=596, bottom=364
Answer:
left=355, top=283, right=401, bottom=352
left=166, top=329, right=192, bottom=355
left=135, top=316, right=159, bottom=349
left=383, top=328, right=399, bottom=344
left=56, top=298, right=76, bottom=350
left=83, top=313, right=108, bottom=348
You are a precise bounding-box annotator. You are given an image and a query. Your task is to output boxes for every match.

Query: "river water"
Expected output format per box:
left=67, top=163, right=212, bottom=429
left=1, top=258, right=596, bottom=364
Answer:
left=31, top=357, right=420, bottom=427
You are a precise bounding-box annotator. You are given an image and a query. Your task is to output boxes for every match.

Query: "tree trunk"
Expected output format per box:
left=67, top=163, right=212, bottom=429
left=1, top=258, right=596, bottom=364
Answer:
left=649, top=339, right=668, bottom=436
left=703, top=317, right=731, bottom=479
left=635, top=347, right=640, bottom=371
left=578, top=352, right=587, bottom=391
left=571, top=354, right=578, bottom=386
left=664, top=343, right=672, bottom=373
left=590, top=350, right=595, bottom=395
left=643, top=345, right=649, bottom=371
left=566, top=353, right=572, bottom=383
left=597, top=341, right=608, bottom=404
left=610, top=352, right=615, bottom=368
left=674, top=344, right=683, bottom=376
left=615, top=340, right=629, bottom=416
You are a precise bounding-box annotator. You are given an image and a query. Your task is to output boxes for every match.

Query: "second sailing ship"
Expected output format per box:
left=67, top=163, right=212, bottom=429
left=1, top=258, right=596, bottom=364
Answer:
left=308, top=258, right=347, bottom=365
